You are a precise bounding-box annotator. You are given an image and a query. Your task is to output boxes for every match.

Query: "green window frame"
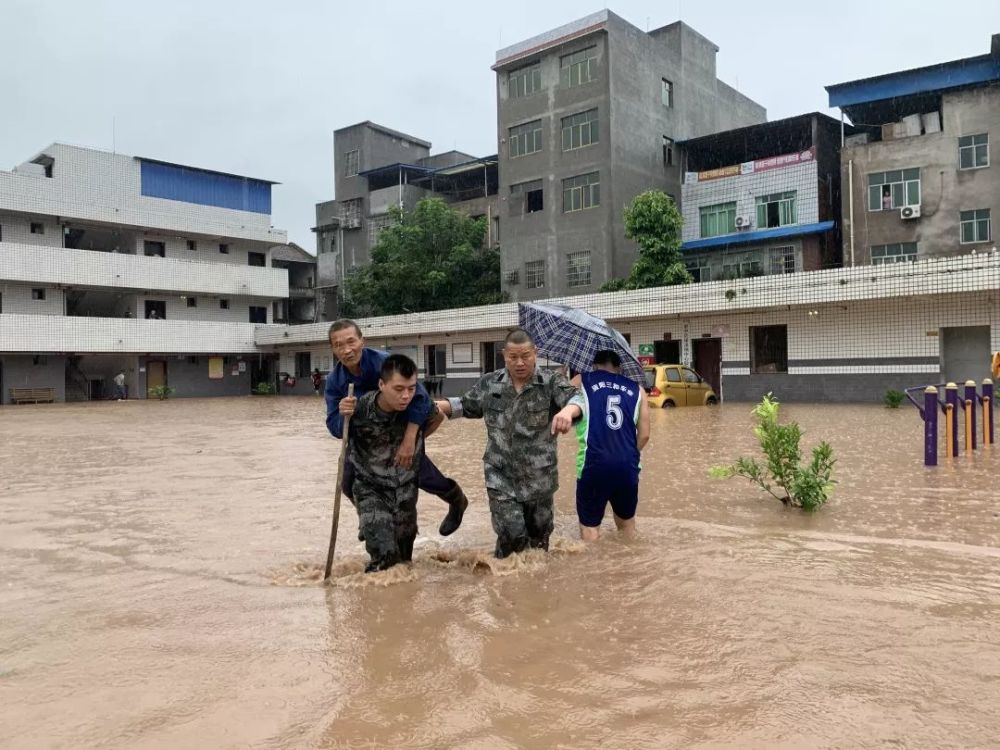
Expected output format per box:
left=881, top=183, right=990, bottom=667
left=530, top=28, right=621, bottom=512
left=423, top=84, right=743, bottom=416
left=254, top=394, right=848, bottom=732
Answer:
left=562, top=172, right=600, bottom=212
left=960, top=209, right=991, bottom=244
left=870, top=242, right=918, bottom=264
left=509, top=120, right=542, bottom=158
left=755, top=191, right=797, bottom=228
left=699, top=202, right=736, bottom=238
left=958, top=134, right=989, bottom=170
left=560, top=46, right=597, bottom=88
left=561, top=109, right=599, bottom=151
left=867, top=169, right=920, bottom=211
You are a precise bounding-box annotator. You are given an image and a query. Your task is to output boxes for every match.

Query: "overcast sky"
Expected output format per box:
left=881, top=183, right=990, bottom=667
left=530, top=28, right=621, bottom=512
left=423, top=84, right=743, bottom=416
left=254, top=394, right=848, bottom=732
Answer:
left=2, top=0, right=998, bottom=250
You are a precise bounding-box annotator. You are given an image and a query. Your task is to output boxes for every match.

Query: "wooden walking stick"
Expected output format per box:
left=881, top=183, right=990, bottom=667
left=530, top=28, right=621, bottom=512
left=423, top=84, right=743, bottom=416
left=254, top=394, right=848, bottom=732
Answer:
left=324, top=383, right=355, bottom=582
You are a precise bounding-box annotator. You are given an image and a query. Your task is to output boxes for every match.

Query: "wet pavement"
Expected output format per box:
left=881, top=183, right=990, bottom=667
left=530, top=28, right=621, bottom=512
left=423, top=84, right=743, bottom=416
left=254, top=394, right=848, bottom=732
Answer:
left=1, top=396, right=998, bottom=749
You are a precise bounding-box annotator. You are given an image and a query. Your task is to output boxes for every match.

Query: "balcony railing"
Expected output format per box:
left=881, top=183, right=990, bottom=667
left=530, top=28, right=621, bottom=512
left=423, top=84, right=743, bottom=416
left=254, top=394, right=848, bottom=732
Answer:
left=0, top=242, right=289, bottom=299
left=0, top=314, right=260, bottom=353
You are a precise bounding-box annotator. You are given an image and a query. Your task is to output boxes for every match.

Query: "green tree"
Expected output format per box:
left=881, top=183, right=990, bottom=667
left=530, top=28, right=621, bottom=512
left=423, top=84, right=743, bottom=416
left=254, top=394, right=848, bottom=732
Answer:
left=341, top=198, right=506, bottom=316
left=601, top=190, right=692, bottom=292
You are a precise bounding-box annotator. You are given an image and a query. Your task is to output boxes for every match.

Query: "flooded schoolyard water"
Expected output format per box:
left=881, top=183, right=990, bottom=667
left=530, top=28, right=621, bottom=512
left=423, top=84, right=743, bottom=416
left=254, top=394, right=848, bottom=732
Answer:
left=1, top=396, right=998, bottom=749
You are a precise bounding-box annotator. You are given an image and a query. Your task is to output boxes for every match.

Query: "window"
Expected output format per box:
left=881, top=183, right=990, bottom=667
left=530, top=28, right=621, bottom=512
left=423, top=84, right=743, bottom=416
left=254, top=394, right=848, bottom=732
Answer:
left=425, top=344, right=447, bottom=377
left=219, top=243, right=230, bottom=254
left=720, top=259, right=762, bottom=279
left=751, top=325, right=788, bottom=374
left=344, top=149, right=359, bottom=177
left=509, top=63, right=541, bottom=98
left=143, top=240, right=165, bottom=257
left=341, top=198, right=363, bottom=227
left=295, top=352, right=312, bottom=378
left=525, top=260, right=545, bottom=289
left=145, top=300, right=166, bottom=319
left=685, top=258, right=709, bottom=283
left=700, top=202, right=736, bottom=238
left=959, top=134, right=989, bottom=169
left=219, top=299, right=230, bottom=310
left=755, top=191, right=797, bottom=228
left=661, top=78, right=673, bottom=108
left=509, top=120, right=542, bottom=158
left=871, top=242, right=918, bottom=264
left=566, top=251, right=591, bottom=288
left=868, top=169, right=920, bottom=211
left=769, top=246, right=796, bottom=275
left=562, top=172, right=600, bottom=212
left=186, top=240, right=197, bottom=251
left=248, top=306, right=267, bottom=324
left=510, top=180, right=544, bottom=215
left=30, top=222, right=44, bottom=234
left=560, top=46, right=597, bottom=88
left=960, top=209, right=992, bottom=244
left=31, top=288, right=46, bottom=301
left=247, top=251, right=266, bottom=267
left=368, top=214, right=394, bottom=246
left=561, top=109, right=599, bottom=151
left=186, top=297, right=197, bottom=308
left=662, top=136, right=674, bottom=166
left=665, top=368, right=681, bottom=383
left=682, top=367, right=700, bottom=384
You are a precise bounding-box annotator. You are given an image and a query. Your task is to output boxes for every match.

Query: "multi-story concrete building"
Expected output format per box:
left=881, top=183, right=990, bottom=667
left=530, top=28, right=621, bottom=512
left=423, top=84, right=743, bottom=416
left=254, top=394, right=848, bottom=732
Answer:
left=313, top=121, right=499, bottom=319
left=271, top=242, right=317, bottom=325
left=827, top=33, right=1000, bottom=268
left=493, top=10, right=766, bottom=301
left=678, top=113, right=854, bottom=283
left=0, top=143, right=288, bottom=403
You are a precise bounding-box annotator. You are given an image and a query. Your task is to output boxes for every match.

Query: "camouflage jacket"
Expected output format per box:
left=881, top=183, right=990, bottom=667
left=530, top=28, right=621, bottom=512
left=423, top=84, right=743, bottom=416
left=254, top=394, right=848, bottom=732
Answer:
left=448, top=368, right=582, bottom=499
left=348, top=391, right=427, bottom=489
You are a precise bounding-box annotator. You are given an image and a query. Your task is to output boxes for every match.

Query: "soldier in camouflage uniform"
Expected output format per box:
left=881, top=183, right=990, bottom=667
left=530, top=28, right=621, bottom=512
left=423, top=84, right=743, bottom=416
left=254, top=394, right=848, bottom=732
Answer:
left=438, top=329, right=584, bottom=558
left=349, top=354, right=436, bottom=572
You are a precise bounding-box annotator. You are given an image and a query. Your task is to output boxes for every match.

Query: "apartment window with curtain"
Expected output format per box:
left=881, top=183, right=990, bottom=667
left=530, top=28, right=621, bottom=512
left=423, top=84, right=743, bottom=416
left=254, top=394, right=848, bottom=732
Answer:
left=508, top=63, right=541, bottom=98
left=699, top=202, right=736, bottom=238
left=755, top=192, right=797, bottom=228
left=868, top=169, right=920, bottom=211
left=561, top=109, right=598, bottom=151
left=560, top=46, right=597, bottom=88
left=562, top=172, right=600, bottom=212
left=509, top=120, right=542, bottom=158
left=566, top=251, right=591, bottom=287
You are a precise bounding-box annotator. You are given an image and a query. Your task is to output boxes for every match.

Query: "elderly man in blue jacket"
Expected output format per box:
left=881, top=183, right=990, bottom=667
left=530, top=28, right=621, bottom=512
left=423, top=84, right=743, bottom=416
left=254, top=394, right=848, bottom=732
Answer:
left=324, top=319, right=468, bottom=537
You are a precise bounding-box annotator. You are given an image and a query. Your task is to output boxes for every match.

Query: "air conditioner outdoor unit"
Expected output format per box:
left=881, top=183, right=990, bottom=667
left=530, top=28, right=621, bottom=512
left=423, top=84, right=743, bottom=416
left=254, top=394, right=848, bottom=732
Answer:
left=735, top=215, right=753, bottom=229
left=900, top=205, right=921, bottom=220
left=504, top=270, right=520, bottom=285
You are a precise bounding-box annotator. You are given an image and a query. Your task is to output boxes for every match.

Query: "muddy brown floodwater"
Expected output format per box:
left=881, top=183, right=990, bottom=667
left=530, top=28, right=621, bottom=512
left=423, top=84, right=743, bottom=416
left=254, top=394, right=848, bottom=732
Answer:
left=1, top=397, right=999, bottom=749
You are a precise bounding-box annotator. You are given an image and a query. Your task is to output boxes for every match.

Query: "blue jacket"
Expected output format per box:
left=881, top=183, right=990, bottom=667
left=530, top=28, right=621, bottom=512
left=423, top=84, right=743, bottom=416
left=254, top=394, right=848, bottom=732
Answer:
left=324, top=348, right=433, bottom=438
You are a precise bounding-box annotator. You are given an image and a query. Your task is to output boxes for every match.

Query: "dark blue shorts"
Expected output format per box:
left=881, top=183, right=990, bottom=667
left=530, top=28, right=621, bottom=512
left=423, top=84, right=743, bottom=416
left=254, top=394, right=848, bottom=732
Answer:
left=576, top=465, right=640, bottom=528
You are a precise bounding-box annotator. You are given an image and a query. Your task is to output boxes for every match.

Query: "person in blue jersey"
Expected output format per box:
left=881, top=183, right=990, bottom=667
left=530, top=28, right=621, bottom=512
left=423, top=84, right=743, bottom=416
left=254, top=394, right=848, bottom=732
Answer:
left=572, top=350, right=650, bottom=541
left=325, top=319, right=468, bottom=538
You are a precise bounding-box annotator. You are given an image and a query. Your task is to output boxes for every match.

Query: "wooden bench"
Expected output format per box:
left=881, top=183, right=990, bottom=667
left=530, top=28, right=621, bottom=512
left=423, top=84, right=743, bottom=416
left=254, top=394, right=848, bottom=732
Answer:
left=9, top=387, right=57, bottom=404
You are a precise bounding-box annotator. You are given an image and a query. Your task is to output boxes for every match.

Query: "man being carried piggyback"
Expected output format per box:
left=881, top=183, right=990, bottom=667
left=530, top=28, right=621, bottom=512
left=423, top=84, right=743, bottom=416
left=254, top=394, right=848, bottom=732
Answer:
left=348, top=354, right=439, bottom=572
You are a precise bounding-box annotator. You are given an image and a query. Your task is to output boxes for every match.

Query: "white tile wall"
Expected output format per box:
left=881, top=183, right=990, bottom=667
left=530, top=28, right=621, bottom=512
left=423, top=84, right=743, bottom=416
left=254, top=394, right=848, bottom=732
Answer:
left=0, top=242, right=288, bottom=299
left=681, top=162, right=820, bottom=242
left=0, top=314, right=259, bottom=354
left=135, top=293, right=273, bottom=324
left=0, top=212, right=64, bottom=248
left=0, top=143, right=286, bottom=244
left=0, top=282, right=64, bottom=315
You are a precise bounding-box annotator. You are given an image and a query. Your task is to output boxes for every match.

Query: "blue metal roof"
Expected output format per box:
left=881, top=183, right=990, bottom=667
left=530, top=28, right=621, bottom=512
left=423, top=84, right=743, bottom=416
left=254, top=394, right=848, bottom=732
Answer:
left=826, top=55, right=1000, bottom=108
left=682, top=221, right=835, bottom=252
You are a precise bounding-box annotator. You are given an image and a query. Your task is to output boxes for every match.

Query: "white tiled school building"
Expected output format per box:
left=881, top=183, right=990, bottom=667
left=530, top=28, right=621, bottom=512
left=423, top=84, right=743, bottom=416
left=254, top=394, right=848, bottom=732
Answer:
left=0, top=143, right=288, bottom=403
left=261, top=253, right=1000, bottom=403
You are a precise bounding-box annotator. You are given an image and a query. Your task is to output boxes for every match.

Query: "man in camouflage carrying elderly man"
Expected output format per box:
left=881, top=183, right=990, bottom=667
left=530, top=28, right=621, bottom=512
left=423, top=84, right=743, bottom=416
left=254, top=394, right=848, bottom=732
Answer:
left=436, top=328, right=584, bottom=558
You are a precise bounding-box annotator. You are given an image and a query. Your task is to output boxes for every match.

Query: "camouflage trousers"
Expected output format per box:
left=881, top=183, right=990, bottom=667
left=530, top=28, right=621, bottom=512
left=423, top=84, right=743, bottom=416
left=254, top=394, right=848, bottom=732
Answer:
left=486, top=488, right=554, bottom=559
left=355, top=479, right=419, bottom=570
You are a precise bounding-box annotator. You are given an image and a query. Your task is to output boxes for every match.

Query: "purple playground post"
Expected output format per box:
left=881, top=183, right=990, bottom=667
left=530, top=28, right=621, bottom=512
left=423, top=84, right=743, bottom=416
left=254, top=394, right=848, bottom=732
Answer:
left=945, top=383, right=959, bottom=458
left=924, top=386, right=938, bottom=467
left=984, top=379, right=995, bottom=446
left=965, top=381, right=978, bottom=451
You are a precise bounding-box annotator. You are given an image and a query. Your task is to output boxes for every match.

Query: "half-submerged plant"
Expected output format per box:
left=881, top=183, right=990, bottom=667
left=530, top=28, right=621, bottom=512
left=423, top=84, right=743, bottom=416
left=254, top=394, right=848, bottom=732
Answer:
left=148, top=385, right=175, bottom=401
left=884, top=389, right=905, bottom=409
left=710, top=394, right=835, bottom=512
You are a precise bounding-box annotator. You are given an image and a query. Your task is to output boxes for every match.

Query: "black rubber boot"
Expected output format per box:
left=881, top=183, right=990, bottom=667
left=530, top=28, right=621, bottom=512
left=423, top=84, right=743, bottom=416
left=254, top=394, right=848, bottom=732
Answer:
left=364, top=553, right=399, bottom=573
left=438, top=483, right=469, bottom=536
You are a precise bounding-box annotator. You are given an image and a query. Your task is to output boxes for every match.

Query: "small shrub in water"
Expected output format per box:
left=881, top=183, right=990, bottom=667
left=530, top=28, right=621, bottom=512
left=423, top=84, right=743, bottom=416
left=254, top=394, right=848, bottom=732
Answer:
left=710, top=393, right=835, bottom=512
left=148, top=385, right=175, bottom=400
left=254, top=381, right=276, bottom=395
left=883, top=389, right=905, bottom=409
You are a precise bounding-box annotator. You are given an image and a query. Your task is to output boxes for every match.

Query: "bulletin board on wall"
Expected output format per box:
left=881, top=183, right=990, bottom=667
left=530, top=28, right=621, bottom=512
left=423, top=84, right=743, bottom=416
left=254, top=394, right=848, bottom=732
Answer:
left=208, top=356, right=224, bottom=380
